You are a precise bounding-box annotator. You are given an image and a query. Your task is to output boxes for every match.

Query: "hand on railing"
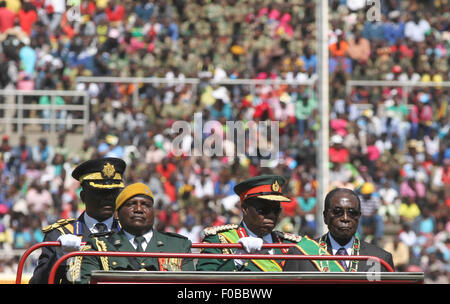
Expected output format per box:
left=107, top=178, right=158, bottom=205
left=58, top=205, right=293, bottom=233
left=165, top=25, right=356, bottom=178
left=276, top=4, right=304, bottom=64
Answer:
left=237, top=237, right=264, bottom=254
left=235, top=237, right=264, bottom=267
left=57, top=235, right=82, bottom=253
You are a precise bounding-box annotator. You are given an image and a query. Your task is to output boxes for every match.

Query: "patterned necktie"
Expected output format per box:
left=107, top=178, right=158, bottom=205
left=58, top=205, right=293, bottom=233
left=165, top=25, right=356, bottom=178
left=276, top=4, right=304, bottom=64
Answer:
left=336, top=247, right=348, bottom=271
left=134, top=236, right=146, bottom=252
left=95, top=223, right=108, bottom=233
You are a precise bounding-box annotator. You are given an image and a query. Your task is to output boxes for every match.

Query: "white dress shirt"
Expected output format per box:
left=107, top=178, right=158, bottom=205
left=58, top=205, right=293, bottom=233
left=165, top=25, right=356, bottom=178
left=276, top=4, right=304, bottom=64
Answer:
left=123, top=229, right=154, bottom=251
left=83, top=213, right=114, bottom=233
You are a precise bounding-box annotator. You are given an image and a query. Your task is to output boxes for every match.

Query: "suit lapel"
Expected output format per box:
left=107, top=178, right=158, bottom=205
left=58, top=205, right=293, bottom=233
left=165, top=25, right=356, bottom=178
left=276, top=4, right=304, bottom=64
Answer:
left=75, top=212, right=91, bottom=240
left=356, top=240, right=370, bottom=271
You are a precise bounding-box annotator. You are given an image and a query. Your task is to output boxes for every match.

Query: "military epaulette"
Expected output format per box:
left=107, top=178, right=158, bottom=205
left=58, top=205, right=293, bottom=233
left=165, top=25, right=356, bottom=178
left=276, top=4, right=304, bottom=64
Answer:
left=42, top=218, right=76, bottom=233
left=203, top=224, right=239, bottom=236
left=278, top=231, right=302, bottom=243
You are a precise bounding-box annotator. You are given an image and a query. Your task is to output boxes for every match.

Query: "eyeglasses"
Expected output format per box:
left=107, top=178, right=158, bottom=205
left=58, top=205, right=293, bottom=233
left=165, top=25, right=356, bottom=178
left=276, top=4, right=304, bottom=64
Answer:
left=329, top=207, right=361, bottom=219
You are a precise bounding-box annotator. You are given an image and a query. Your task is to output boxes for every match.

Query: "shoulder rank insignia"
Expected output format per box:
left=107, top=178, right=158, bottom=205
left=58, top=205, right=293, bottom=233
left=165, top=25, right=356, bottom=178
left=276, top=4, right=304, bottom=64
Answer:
left=42, top=218, right=76, bottom=233
left=280, top=232, right=302, bottom=242
left=203, top=224, right=239, bottom=236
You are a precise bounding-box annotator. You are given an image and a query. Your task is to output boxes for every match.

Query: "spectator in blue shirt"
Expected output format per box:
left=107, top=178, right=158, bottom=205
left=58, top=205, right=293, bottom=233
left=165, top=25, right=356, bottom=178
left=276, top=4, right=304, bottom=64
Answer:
left=384, top=10, right=405, bottom=45
left=134, top=0, right=154, bottom=21
left=18, top=38, right=37, bottom=76
left=362, top=20, right=385, bottom=41
left=299, top=46, right=317, bottom=73
left=8, top=136, right=33, bottom=177
left=412, top=206, right=437, bottom=235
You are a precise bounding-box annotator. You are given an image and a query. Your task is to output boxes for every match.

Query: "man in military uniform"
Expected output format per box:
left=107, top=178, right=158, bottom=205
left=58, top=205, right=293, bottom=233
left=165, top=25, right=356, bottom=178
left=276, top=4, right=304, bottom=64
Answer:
left=75, top=183, right=195, bottom=284
left=29, top=157, right=126, bottom=284
left=284, top=188, right=394, bottom=272
left=196, top=175, right=302, bottom=272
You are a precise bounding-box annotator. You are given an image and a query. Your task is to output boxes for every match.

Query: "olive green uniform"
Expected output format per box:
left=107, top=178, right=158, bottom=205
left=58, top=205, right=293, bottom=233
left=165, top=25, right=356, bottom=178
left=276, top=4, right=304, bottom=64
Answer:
left=196, top=223, right=302, bottom=272
left=73, top=230, right=195, bottom=284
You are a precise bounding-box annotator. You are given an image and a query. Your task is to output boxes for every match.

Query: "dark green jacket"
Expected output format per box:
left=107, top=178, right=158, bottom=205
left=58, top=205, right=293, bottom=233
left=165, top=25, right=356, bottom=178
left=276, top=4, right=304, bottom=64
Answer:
left=74, top=230, right=194, bottom=284
left=196, top=223, right=302, bottom=272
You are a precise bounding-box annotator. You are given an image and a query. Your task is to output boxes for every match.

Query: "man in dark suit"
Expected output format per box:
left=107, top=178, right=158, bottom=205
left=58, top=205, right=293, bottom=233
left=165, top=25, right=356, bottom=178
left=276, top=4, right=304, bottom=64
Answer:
left=284, top=188, right=394, bottom=272
left=29, top=157, right=126, bottom=284
left=196, top=175, right=302, bottom=272
left=75, top=183, right=194, bottom=284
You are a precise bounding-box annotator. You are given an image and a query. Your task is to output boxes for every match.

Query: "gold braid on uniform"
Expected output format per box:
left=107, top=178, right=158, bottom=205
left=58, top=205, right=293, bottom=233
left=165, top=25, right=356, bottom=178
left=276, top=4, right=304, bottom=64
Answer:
left=68, top=245, right=91, bottom=283
left=203, top=224, right=239, bottom=255
left=95, top=238, right=110, bottom=271
left=217, top=234, right=234, bottom=255
left=42, top=218, right=76, bottom=234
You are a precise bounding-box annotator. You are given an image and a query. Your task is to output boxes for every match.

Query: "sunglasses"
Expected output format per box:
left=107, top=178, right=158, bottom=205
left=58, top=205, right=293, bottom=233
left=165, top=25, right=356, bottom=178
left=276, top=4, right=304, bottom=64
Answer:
left=249, top=204, right=282, bottom=216
left=329, top=207, right=361, bottom=219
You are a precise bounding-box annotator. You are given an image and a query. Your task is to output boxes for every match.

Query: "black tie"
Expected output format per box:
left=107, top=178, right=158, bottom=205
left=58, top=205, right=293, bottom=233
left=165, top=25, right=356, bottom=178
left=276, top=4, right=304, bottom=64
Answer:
left=95, top=223, right=108, bottom=233
left=134, top=236, right=146, bottom=252
left=336, top=247, right=348, bottom=271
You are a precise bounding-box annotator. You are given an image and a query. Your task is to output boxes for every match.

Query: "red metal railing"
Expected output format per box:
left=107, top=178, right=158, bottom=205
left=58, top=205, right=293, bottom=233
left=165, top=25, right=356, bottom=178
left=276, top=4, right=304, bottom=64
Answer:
left=16, top=241, right=63, bottom=284
left=16, top=242, right=394, bottom=284
left=15, top=242, right=297, bottom=284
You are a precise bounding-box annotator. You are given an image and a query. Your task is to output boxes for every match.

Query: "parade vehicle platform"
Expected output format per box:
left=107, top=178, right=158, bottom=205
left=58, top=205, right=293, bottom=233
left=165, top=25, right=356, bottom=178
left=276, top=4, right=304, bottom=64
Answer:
left=89, top=270, right=424, bottom=284
left=16, top=241, right=423, bottom=284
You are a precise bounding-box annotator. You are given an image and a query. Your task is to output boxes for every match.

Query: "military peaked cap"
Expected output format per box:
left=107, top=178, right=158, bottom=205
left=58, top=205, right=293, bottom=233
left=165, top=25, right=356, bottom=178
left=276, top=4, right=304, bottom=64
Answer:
left=234, top=175, right=290, bottom=202
left=72, top=157, right=126, bottom=189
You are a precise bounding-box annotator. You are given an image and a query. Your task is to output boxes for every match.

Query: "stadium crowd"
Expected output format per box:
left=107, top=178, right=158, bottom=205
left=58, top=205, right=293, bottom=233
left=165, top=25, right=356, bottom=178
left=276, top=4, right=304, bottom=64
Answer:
left=0, top=0, right=449, bottom=283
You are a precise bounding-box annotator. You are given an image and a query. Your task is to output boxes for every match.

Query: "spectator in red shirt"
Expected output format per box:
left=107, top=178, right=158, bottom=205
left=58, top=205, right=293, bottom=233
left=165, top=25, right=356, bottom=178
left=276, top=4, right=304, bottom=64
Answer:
left=163, top=174, right=178, bottom=204
left=18, top=2, right=37, bottom=36
left=0, top=1, right=16, bottom=33
left=329, top=30, right=349, bottom=58
left=156, top=158, right=177, bottom=180
left=81, top=0, right=96, bottom=16
left=329, top=135, right=349, bottom=163
left=390, top=39, right=414, bottom=59
left=105, top=0, right=125, bottom=22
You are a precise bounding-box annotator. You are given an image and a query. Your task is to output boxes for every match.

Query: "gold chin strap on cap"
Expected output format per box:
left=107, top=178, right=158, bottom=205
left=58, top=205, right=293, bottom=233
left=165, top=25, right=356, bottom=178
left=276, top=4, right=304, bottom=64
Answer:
left=257, top=194, right=291, bottom=202
left=88, top=181, right=125, bottom=189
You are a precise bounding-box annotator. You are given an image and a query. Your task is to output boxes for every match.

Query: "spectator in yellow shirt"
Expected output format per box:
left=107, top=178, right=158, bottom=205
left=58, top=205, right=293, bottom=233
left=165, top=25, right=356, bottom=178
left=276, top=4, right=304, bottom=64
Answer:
left=6, top=0, right=21, bottom=13
left=383, top=235, right=410, bottom=272
left=398, top=197, right=421, bottom=223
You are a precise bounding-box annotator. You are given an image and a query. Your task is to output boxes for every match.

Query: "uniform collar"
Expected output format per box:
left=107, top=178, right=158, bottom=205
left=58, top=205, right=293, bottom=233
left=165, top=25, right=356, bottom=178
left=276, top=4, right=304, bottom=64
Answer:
left=242, top=221, right=273, bottom=244
left=123, top=229, right=154, bottom=250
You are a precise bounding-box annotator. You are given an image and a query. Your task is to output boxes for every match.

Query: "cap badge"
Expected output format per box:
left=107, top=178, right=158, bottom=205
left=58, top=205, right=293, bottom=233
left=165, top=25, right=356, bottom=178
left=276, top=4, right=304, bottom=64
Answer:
left=272, top=180, right=280, bottom=192
left=102, top=163, right=116, bottom=178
